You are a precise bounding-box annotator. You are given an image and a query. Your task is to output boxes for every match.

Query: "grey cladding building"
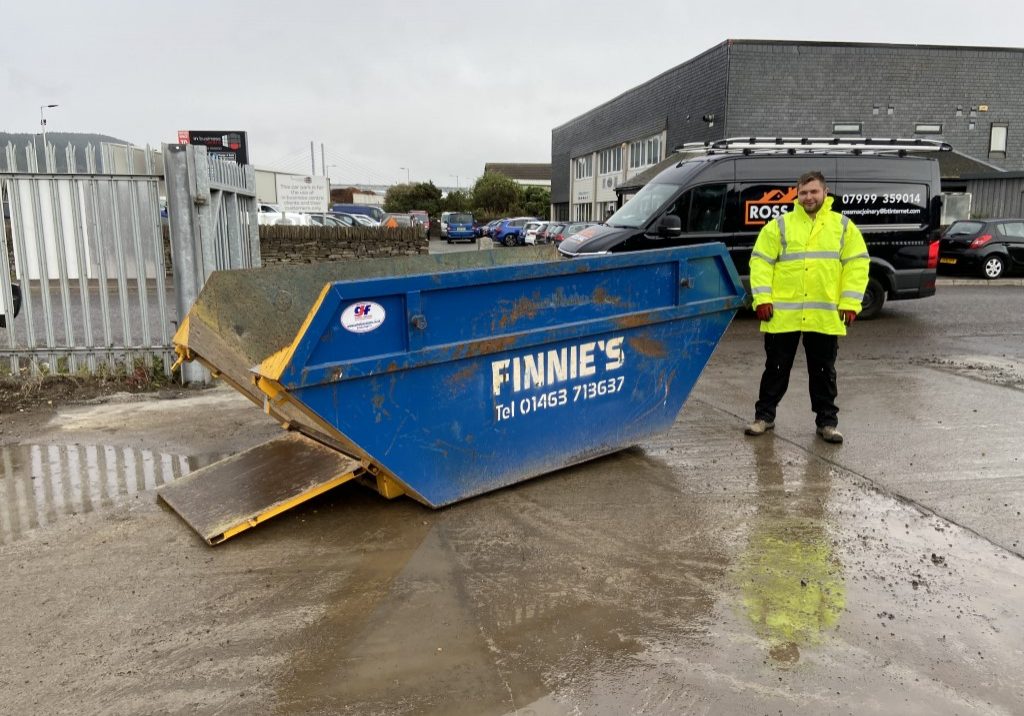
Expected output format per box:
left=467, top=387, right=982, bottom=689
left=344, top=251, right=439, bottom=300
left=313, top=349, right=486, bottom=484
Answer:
left=551, top=39, right=1024, bottom=221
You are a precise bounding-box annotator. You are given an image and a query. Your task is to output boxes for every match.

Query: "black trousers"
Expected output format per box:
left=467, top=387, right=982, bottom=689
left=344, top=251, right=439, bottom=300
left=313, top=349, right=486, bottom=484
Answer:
left=754, top=332, right=839, bottom=428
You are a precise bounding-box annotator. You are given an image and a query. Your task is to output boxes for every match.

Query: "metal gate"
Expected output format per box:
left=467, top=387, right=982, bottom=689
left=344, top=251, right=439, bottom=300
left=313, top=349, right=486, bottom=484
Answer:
left=0, top=141, right=258, bottom=380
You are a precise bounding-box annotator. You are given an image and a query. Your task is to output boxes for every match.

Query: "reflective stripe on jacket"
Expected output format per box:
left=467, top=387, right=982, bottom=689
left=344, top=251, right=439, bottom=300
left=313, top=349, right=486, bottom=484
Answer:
left=748, top=196, right=870, bottom=336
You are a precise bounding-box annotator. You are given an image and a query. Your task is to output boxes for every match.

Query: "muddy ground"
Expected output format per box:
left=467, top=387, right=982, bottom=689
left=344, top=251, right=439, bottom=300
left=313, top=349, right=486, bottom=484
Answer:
left=0, top=282, right=1022, bottom=715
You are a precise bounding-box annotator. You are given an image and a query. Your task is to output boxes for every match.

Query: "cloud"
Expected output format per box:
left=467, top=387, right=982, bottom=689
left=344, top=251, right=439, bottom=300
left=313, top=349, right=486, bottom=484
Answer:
left=0, top=0, right=1020, bottom=184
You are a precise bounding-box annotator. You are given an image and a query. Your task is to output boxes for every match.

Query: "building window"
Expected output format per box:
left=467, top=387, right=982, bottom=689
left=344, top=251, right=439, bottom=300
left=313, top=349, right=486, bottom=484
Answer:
left=574, top=203, right=592, bottom=221
left=574, top=155, right=593, bottom=180
left=629, top=134, right=661, bottom=169
left=647, top=137, right=661, bottom=165
left=990, top=123, right=1008, bottom=157
left=629, top=140, right=643, bottom=169
left=956, top=105, right=963, bottom=117
left=872, top=104, right=880, bottom=116
left=599, top=146, right=621, bottom=174
left=833, top=122, right=862, bottom=134
left=915, top=123, right=942, bottom=134
left=887, top=105, right=895, bottom=116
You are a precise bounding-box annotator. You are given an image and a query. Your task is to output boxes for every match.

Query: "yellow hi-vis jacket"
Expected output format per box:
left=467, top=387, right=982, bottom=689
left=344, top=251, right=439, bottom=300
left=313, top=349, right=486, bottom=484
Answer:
left=749, top=196, right=870, bottom=336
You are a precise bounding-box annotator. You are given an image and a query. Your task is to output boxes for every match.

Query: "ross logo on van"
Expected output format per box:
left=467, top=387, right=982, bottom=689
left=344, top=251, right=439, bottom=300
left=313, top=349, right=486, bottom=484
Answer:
left=744, top=188, right=797, bottom=226
left=341, top=301, right=386, bottom=333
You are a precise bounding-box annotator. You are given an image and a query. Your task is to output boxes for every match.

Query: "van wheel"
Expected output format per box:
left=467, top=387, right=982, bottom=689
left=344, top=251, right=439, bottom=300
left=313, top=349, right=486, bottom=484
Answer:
left=859, top=277, right=886, bottom=320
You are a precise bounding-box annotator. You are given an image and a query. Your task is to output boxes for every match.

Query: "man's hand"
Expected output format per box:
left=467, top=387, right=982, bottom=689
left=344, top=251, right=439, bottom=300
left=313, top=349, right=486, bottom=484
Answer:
left=756, top=303, right=773, bottom=322
left=840, top=310, right=857, bottom=326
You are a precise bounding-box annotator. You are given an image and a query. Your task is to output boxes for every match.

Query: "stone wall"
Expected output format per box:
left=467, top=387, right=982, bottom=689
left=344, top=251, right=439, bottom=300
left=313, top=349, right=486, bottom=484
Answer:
left=2, top=222, right=428, bottom=280
left=258, top=226, right=429, bottom=264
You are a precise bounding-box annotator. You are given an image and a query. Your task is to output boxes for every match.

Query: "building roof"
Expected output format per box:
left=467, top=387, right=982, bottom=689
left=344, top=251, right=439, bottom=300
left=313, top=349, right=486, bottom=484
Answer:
left=484, top=163, right=551, bottom=181
left=553, top=39, right=1024, bottom=133
left=615, top=155, right=686, bottom=194
left=911, top=149, right=1006, bottom=179
left=960, top=171, right=1024, bottom=180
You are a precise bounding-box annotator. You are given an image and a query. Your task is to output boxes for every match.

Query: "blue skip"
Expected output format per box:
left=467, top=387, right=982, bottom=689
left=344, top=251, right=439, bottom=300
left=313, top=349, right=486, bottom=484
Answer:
left=164, top=245, right=745, bottom=543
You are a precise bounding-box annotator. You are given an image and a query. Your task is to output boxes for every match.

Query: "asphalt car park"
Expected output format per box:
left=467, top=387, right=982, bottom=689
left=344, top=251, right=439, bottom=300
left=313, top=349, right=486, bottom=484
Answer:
left=1, top=275, right=1022, bottom=714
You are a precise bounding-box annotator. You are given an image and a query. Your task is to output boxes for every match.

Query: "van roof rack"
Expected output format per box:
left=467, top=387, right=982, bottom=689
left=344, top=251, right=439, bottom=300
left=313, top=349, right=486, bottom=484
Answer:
left=673, top=136, right=953, bottom=157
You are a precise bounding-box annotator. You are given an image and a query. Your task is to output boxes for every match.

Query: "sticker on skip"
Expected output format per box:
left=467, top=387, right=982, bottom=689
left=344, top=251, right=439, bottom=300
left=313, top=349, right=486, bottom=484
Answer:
left=341, top=301, right=385, bottom=333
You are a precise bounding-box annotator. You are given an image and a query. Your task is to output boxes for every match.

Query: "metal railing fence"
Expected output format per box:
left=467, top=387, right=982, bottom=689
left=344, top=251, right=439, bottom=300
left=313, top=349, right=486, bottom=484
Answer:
left=1, top=141, right=259, bottom=381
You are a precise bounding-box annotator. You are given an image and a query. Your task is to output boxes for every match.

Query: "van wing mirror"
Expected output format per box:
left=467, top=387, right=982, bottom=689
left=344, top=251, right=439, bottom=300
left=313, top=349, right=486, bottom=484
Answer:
left=657, top=214, right=682, bottom=238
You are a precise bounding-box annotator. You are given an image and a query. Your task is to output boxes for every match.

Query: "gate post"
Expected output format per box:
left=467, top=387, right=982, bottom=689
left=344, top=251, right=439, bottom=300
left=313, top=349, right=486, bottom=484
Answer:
left=163, top=143, right=211, bottom=384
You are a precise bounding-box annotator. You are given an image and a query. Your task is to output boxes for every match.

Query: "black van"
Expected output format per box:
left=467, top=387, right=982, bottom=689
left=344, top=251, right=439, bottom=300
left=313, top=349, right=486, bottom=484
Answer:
left=558, top=139, right=948, bottom=318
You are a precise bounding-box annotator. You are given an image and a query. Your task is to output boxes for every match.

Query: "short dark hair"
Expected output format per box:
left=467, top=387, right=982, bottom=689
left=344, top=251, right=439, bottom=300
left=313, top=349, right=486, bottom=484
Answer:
left=797, top=170, right=826, bottom=187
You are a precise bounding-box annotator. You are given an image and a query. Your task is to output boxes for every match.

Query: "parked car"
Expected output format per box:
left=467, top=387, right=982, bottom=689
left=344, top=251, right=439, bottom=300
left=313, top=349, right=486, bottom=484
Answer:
left=939, top=218, right=1024, bottom=279
left=550, top=221, right=597, bottom=244
left=440, top=211, right=454, bottom=239
left=380, top=213, right=415, bottom=228
left=331, top=203, right=385, bottom=222
left=330, top=212, right=367, bottom=227
left=523, top=221, right=548, bottom=245
left=349, top=214, right=379, bottom=227
left=538, top=222, right=565, bottom=243
left=409, top=210, right=430, bottom=232
left=0, top=284, right=22, bottom=328
left=445, top=212, right=476, bottom=242
left=257, top=204, right=312, bottom=226
left=308, top=214, right=331, bottom=226
left=493, top=216, right=539, bottom=247
left=483, top=219, right=503, bottom=238
left=311, top=213, right=357, bottom=227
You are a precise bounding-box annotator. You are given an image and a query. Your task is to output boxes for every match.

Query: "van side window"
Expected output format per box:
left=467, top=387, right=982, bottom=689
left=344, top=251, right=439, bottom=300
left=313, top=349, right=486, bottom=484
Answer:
left=686, top=184, right=727, bottom=232
left=659, top=190, right=692, bottom=229
left=662, top=192, right=691, bottom=230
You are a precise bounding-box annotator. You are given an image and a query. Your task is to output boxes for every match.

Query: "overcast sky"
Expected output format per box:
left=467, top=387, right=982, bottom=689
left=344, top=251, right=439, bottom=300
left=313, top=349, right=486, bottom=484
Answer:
left=2, top=0, right=1021, bottom=188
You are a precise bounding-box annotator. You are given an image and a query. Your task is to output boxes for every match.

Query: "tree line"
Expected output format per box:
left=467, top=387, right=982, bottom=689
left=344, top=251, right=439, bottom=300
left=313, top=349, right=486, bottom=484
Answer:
left=382, top=172, right=550, bottom=221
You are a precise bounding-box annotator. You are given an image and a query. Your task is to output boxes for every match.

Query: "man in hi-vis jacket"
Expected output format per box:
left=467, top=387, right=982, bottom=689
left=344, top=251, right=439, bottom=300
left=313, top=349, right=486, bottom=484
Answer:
left=744, top=171, right=869, bottom=444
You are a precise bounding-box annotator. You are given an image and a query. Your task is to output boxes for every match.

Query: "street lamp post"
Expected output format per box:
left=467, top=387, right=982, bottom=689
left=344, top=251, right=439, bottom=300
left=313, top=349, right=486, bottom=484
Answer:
left=450, top=174, right=460, bottom=190
left=40, top=103, right=58, bottom=153
left=399, top=166, right=410, bottom=183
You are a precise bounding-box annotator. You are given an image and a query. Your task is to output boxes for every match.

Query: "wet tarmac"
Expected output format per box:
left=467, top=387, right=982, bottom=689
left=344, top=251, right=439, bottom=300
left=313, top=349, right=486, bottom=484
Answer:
left=0, top=443, right=198, bottom=544
left=0, top=284, right=1022, bottom=714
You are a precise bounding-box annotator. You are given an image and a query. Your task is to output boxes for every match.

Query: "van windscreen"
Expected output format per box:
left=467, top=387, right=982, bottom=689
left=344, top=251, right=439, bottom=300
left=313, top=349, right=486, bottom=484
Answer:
left=606, top=183, right=681, bottom=228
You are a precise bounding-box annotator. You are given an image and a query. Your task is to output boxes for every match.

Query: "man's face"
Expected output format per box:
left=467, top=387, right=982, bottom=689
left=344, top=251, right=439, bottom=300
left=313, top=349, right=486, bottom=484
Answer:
left=797, top=179, right=826, bottom=215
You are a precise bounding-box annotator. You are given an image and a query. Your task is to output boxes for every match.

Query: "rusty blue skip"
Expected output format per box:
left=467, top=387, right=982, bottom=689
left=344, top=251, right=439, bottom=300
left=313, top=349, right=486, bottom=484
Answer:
left=163, top=244, right=745, bottom=542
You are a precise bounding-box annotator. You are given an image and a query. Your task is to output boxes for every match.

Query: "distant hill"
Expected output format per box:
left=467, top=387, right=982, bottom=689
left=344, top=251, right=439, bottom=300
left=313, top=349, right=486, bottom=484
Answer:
left=0, top=131, right=132, bottom=172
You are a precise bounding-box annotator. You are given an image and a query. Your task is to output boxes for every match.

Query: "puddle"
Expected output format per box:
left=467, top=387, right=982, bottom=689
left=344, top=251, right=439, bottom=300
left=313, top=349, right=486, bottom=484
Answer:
left=0, top=443, right=220, bottom=544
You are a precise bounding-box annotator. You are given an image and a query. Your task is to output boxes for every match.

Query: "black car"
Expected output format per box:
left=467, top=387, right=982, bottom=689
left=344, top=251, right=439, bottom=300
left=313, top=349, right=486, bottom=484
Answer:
left=1, top=284, right=22, bottom=328
left=939, top=219, right=1024, bottom=279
